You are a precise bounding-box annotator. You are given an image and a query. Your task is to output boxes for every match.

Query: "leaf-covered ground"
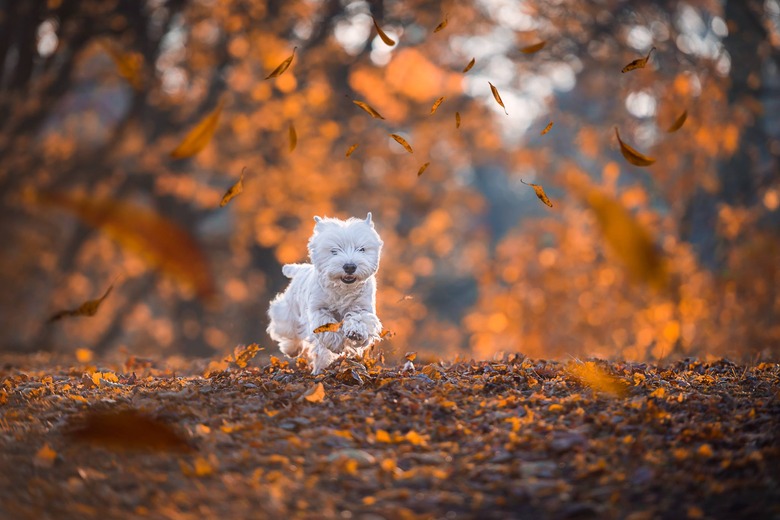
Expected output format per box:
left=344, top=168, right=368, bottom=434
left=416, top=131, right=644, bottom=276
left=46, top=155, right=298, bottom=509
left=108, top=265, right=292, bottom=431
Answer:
left=1, top=352, right=778, bottom=519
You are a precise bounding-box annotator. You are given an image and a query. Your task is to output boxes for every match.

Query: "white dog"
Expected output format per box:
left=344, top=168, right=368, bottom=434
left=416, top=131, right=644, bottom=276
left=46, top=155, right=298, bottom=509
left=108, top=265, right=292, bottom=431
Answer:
left=267, top=213, right=384, bottom=374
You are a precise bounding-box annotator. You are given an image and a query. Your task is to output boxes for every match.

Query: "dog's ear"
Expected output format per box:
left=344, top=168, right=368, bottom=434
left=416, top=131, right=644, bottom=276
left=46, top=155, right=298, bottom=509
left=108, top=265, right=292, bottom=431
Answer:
left=313, top=216, right=323, bottom=226
left=365, top=212, right=374, bottom=227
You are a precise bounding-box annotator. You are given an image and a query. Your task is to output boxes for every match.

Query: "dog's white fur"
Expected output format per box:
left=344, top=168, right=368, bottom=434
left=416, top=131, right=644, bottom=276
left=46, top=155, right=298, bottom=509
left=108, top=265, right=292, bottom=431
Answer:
left=267, top=213, right=384, bottom=374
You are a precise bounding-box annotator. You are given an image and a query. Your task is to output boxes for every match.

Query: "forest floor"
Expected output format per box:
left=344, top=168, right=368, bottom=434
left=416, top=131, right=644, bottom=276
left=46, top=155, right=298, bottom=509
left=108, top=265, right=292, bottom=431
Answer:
left=0, top=349, right=778, bottom=520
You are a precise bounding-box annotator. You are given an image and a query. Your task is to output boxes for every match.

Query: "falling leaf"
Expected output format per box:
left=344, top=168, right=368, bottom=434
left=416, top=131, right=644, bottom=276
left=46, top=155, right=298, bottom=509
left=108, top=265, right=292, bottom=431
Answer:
left=417, top=162, right=431, bottom=177
left=353, top=100, right=385, bottom=120
left=314, top=322, right=343, bottom=334
left=34, top=444, right=57, bottom=468
left=390, top=134, right=413, bottom=153
left=615, top=127, right=656, bottom=166
left=430, top=97, right=445, bottom=115
left=567, top=362, right=628, bottom=398
left=455, top=111, right=461, bottom=128
left=462, top=58, right=476, bottom=73
left=405, top=352, right=417, bottom=362
left=379, top=329, right=395, bottom=339
left=579, top=187, right=668, bottom=289
left=489, top=82, right=508, bottom=115
left=302, top=382, right=326, bottom=403
left=540, top=121, right=554, bottom=135
left=220, top=166, right=246, bottom=207
left=667, top=109, right=688, bottom=133
left=49, top=282, right=114, bottom=323
left=289, top=123, right=297, bottom=152
left=433, top=16, right=449, bottom=33
left=265, top=46, right=297, bottom=79
left=76, top=348, right=93, bottom=363
left=100, top=40, right=144, bottom=90
left=621, top=47, right=656, bottom=73
left=520, top=179, right=553, bottom=208
left=372, top=17, right=396, bottom=46
left=345, top=143, right=359, bottom=157
left=230, top=343, right=261, bottom=369
left=36, top=192, right=215, bottom=300
left=170, top=99, right=225, bottom=159
left=66, top=409, right=193, bottom=452
left=521, top=41, right=546, bottom=54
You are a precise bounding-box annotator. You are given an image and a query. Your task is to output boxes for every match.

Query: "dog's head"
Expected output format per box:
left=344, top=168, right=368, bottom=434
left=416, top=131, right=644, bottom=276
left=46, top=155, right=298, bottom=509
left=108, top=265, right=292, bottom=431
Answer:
left=308, top=213, right=383, bottom=286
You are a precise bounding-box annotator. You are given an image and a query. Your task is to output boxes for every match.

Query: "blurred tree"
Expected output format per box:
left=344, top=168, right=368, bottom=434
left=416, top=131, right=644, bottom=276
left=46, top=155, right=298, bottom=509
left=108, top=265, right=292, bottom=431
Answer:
left=0, top=0, right=777, bottom=362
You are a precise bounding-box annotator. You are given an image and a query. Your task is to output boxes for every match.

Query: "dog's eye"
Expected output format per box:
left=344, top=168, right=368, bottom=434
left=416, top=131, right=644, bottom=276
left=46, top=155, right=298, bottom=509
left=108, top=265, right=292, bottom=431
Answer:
left=358, top=247, right=365, bottom=252
left=331, top=249, right=338, bottom=255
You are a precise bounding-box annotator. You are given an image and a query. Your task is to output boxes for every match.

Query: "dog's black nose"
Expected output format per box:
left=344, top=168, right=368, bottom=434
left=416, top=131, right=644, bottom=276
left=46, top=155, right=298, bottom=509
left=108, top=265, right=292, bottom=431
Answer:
left=343, top=263, right=357, bottom=274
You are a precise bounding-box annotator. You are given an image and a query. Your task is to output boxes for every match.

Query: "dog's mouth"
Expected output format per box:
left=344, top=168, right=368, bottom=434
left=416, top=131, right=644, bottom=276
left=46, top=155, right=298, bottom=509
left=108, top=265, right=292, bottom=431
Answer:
left=341, top=275, right=357, bottom=284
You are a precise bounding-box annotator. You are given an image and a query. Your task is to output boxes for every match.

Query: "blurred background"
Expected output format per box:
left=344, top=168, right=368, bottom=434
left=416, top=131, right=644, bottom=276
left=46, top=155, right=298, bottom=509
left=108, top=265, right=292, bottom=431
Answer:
left=0, top=0, right=778, bottom=364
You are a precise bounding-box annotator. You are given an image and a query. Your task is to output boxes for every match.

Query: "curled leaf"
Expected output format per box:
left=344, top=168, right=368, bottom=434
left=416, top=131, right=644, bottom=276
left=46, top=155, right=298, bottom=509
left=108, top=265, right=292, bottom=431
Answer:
left=489, top=82, right=508, bottom=115
left=405, top=352, right=417, bottom=362
left=455, top=111, right=461, bottom=128
left=462, top=57, right=476, bottom=73
left=36, top=192, right=215, bottom=300
left=372, top=17, right=396, bottom=46
left=314, top=321, right=343, bottom=334
left=615, top=127, right=656, bottom=166
left=540, top=121, right=554, bottom=135
left=417, top=162, right=431, bottom=177
left=49, top=282, right=114, bottom=323
left=433, top=16, right=449, bottom=33
left=100, top=40, right=144, bottom=90
left=302, top=382, right=326, bottom=403
left=390, top=134, right=413, bottom=153
left=220, top=166, right=246, bottom=208
left=289, top=123, right=297, bottom=152
left=345, top=143, right=359, bottom=157
left=430, top=96, right=445, bottom=115
left=353, top=100, right=385, bottom=120
left=171, top=99, right=225, bottom=159
left=265, top=46, right=297, bottom=79
left=667, top=110, right=688, bottom=133
left=520, top=179, right=553, bottom=208
left=521, top=41, right=546, bottom=54
left=379, top=329, right=395, bottom=339
left=621, top=47, right=656, bottom=73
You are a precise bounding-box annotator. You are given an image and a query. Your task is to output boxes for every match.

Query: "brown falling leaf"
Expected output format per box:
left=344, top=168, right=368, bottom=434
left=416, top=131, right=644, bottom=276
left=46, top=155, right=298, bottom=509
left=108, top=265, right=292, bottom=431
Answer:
left=100, top=40, right=144, bottom=90
left=49, top=282, right=115, bottom=323
left=455, top=111, right=461, bottom=128
left=302, top=382, right=326, bottom=403
left=66, top=409, right=193, bottom=452
left=520, top=179, right=553, bottom=208
left=289, top=123, right=297, bottom=152
left=580, top=187, right=667, bottom=289
left=405, top=352, right=417, bottom=362
left=379, top=328, right=395, bottom=339
left=615, top=127, right=656, bottom=166
left=314, top=321, right=343, bottom=334
left=567, top=362, right=628, bottom=398
left=417, top=162, right=431, bottom=177
left=489, top=82, right=508, bottom=115
left=345, top=143, right=359, bottom=157
left=265, top=46, right=297, bottom=79
left=667, top=109, right=688, bottom=133
left=541, top=121, right=554, bottom=135
left=462, top=57, right=476, bottom=73
left=621, top=46, right=656, bottom=73
left=353, top=100, right=385, bottom=119
left=36, top=192, right=215, bottom=300
left=229, top=343, right=261, bottom=369
left=390, top=134, right=413, bottom=153
left=520, top=41, right=546, bottom=54
left=219, top=166, right=246, bottom=207
left=170, top=99, right=225, bottom=159
left=430, top=96, right=445, bottom=115
left=372, top=17, right=396, bottom=46
left=433, top=15, right=449, bottom=33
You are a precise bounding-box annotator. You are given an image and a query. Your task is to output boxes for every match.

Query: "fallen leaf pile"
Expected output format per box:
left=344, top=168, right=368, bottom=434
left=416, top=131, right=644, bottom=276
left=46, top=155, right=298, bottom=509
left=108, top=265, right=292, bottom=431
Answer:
left=1, top=353, right=777, bottom=518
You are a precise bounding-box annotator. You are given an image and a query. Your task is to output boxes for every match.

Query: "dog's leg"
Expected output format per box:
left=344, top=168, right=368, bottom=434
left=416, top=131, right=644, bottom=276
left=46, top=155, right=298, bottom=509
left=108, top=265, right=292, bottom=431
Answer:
left=342, top=312, right=383, bottom=346
left=308, top=342, right=340, bottom=375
